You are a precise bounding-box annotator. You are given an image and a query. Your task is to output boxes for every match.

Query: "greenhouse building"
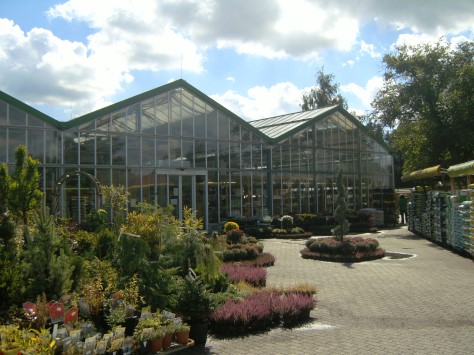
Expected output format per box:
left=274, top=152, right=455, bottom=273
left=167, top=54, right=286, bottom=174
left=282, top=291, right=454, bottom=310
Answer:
left=0, top=79, right=394, bottom=231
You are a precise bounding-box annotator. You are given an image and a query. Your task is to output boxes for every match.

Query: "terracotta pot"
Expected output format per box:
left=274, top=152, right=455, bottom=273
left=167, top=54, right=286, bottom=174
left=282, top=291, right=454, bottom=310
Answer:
left=162, top=333, right=173, bottom=350
left=148, top=338, right=163, bottom=353
left=175, top=330, right=190, bottom=344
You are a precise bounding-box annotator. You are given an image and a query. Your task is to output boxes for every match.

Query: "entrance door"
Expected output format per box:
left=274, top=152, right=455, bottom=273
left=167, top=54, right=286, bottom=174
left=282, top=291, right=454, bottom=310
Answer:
left=156, top=172, right=206, bottom=224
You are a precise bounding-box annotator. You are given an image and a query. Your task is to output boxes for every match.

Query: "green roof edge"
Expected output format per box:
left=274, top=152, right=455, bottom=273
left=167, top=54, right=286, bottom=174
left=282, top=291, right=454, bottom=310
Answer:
left=0, top=90, right=62, bottom=129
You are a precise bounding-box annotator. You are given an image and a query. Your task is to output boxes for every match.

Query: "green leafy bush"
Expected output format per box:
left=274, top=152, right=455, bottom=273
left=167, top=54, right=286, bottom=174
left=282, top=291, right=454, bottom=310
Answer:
left=223, top=221, right=239, bottom=232
left=280, top=215, right=293, bottom=229
left=272, top=228, right=287, bottom=235
left=290, top=227, right=305, bottom=234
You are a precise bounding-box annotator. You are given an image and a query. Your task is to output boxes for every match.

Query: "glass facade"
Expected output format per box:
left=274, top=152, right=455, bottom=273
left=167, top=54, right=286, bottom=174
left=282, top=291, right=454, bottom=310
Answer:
left=0, top=81, right=394, bottom=230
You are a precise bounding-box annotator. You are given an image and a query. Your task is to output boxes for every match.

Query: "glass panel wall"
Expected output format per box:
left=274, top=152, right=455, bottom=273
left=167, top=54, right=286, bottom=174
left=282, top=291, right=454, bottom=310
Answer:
left=0, top=84, right=394, bottom=230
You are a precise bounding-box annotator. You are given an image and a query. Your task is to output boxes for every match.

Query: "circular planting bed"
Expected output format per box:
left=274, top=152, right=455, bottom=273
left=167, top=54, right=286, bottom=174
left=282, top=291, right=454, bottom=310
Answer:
left=300, top=236, right=385, bottom=263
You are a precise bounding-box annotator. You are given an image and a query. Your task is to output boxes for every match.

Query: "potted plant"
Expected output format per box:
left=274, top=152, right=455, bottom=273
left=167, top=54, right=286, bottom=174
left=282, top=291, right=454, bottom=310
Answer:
left=174, top=272, right=218, bottom=345
left=173, top=322, right=190, bottom=345
left=133, top=313, right=164, bottom=353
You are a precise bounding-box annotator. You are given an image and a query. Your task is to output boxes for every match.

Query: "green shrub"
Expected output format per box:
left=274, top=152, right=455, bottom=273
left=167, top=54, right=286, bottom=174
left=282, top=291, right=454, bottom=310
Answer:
left=227, top=229, right=244, bottom=244
left=272, top=228, right=287, bottom=235
left=224, top=221, right=239, bottom=232
left=290, top=227, right=305, bottom=234
left=280, top=215, right=293, bottom=229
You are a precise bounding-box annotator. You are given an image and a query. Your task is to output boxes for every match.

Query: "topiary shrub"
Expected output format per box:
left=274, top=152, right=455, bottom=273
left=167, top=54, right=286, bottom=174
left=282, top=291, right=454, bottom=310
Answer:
left=280, top=215, right=293, bottom=229
left=272, top=228, right=287, bottom=235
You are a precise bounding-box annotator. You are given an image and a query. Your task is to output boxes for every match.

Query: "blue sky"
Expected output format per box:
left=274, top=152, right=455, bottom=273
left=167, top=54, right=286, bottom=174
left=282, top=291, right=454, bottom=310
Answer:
left=1, top=0, right=473, bottom=121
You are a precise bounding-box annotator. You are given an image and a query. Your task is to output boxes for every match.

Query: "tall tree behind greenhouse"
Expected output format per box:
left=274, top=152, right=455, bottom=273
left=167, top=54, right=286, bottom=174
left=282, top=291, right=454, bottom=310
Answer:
left=301, top=66, right=348, bottom=110
left=371, top=38, right=474, bottom=173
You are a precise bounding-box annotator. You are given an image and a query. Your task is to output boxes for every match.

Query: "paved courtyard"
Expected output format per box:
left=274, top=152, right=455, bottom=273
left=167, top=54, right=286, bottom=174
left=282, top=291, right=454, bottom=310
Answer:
left=181, top=226, right=474, bottom=354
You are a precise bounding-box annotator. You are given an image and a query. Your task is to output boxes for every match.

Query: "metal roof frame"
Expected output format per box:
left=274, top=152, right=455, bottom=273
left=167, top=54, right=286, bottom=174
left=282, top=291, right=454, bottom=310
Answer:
left=0, top=79, right=392, bottom=154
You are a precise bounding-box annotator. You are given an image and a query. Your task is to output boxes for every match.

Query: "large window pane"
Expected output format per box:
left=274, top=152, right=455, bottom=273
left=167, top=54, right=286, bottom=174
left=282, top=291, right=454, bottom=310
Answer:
left=156, top=138, right=169, bottom=167
left=219, top=171, right=230, bottom=219
left=96, top=114, right=110, bottom=132
left=194, top=97, right=206, bottom=138
left=111, top=109, right=127, bottom=132
left=195, top=140, right=206, bottom=168
left=207, top=140, right=217, bottom=168
left=45, top=130, right=60, bottom=164
left=0, top=128, right=6, bottom=161
left=80, top=133, right=95, bottom=165
left=126, top=104, right=139, bottom=132
left=96, top=135, right=111, bottom=165
left=141, top=98, right=155, bottom=134
left=28, top=129, right=44, bottom=163
left=219, top=141, right=229, bottom=169
left=127, top=136, right=140, bottom=166
left=142, top=137, right=155, bottom=166
left=142, top=169, right=155, bottom=204
left=230, top=141, right=240, bottom=169
left=96, top=168, right=111, bottom=187
left=231, top=171, right=241, bottom=218
left=207, top=108, right=217, bottom=139
left=156, top=93, right=169, bottom=136
left=208, top=171, right=218, bottom=223
left=0, top=100, right=6, bottom=125
left=9, top=106, right=26, bottom=126
left=128, top=169, right=141, bottom=209
left=112, top=135, right=126, bottom=165
left=28, top=115, right=44, bottom=127
left=218, top=114, right=229, bottom=140
left=170, top=138, right=181, bottom=167
left=182, top=139, right=194, bottom=168
left=112, top=168, right=126, bottom=186
left=171, top=90, right=182, bottom=136
left=8, top=128, right=26, bottom=162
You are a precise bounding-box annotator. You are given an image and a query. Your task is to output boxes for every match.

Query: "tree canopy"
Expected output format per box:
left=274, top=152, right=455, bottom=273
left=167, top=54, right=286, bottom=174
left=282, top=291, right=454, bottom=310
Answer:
left=301, top=66, right=348, bottom=110
left=371, top=38, right=474, bottom=173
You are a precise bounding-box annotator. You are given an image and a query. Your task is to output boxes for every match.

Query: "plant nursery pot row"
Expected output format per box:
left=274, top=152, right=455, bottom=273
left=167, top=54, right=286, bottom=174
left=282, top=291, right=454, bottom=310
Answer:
left=138, top=330, right=191, bottom=354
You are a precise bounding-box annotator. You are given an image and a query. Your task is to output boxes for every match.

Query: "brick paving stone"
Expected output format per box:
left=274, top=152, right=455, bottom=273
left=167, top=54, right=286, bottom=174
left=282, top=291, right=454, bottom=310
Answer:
left=178, top=226, right=474, bottom=355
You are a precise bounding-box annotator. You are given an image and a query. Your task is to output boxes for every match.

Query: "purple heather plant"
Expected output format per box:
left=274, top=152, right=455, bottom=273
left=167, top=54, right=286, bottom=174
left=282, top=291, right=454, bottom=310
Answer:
left=221, top=264, right=267, bottom=287
left=209, top=290, right=316, bottom=334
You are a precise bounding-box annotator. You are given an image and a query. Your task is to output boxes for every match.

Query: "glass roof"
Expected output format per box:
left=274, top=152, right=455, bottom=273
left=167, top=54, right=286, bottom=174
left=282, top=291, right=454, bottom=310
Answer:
left=249, top=106, right=338, bottom=140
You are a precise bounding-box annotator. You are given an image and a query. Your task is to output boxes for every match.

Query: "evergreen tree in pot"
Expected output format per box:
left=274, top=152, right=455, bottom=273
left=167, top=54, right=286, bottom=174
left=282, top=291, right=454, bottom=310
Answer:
left=174, top=270, right=218, bottom=345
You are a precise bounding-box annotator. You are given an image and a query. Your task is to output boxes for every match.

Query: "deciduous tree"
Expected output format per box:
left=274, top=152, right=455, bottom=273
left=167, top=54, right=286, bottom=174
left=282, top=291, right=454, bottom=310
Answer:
left=372, top=39, right=474, bottom=172
left=301, top=66, right=348, bottom=110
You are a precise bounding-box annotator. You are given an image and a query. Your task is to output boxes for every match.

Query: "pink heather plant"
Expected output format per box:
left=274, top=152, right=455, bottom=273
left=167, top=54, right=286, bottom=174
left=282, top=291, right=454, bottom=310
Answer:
left=221, top=264, right=267, bottom=287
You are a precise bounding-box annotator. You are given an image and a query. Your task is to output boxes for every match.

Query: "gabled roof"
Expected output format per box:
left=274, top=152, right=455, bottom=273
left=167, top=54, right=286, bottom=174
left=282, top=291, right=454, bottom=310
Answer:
left=1, top=80, right=392, bottom=154
left=0, top=90, right=62, bottom=129
left=250, top=105, right=340, bottom=142
left=61, top=79, right=271, bottom=142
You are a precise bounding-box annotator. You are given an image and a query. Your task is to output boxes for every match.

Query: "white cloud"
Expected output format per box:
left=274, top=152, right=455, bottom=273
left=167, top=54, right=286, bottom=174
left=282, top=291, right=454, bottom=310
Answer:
left=341, top=76, right=384, bottom=109
left=360, top=40, right=381, bottom=58
left=1, top=0, right=474, bottom=119
left=0, top=18, right=123, bottom=116
left=226, top=76, right=235, bottom=83
left=211, top=82, right=304, bottom=120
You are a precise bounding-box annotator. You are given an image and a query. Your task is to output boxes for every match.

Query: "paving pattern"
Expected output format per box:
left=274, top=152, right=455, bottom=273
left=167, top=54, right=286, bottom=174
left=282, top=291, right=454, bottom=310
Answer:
left=180, top=227, right=474, bottom=355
